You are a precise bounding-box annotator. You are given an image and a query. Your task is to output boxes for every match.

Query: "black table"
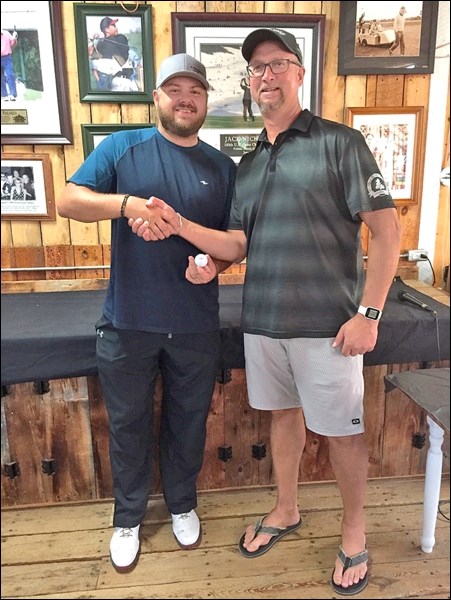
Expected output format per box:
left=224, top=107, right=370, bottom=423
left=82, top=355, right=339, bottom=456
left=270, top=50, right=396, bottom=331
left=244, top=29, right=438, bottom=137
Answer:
left=1, top=277, right=449, bottom=386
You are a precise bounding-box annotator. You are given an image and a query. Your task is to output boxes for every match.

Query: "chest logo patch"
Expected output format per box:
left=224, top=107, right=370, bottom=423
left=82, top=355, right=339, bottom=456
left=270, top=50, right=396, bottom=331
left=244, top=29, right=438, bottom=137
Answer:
left=367, top=174, right=387, bottom=198
left=200, top=180, right=209, bottom=185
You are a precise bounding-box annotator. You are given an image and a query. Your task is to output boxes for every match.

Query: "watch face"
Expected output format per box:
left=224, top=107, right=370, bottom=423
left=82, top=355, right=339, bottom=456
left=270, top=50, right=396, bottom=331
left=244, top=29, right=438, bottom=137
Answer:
left=366, top=307, right=381, bottom=320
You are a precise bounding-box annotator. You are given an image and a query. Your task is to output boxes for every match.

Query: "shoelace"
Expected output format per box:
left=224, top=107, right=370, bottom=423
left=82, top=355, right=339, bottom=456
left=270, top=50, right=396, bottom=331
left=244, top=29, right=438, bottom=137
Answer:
left=118, top=527, right=134, bottom=537
left=177, top=513, right=190, bottom=521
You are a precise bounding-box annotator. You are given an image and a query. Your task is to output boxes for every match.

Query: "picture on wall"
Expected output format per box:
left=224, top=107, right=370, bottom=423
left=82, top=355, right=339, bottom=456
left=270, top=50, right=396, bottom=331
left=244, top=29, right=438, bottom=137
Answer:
left=338, top=1, right=439, bottom=75
left=73, top=3, right=154, bottom=103
left=198, top=128, right=260, bottom=164
left=1, top=153, right=55, bottom=220
left=1, top=1, right=72, bottom=144
left=172, top=13, right=325, bottom=129
left=346, top=107, right=425, bottom=205
left=81, top=123, right=155, bottom=158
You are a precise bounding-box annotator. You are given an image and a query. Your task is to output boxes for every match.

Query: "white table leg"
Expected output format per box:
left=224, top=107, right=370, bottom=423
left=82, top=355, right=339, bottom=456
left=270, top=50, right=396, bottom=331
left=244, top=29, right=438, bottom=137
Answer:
left=421, top=416, right=445, bottom=553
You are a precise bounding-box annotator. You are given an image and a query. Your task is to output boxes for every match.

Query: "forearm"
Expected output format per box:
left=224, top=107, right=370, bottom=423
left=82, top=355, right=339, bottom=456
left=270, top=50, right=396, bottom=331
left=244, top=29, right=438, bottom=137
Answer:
left=57, top=183, right=129, bottom=222
left=179, top=216, right=246, bottom=263
left=211, top=258, right=235, bottom=274
left=58, top=183, right=163, bottom=225
left=361, top=224, right=401, bottom=309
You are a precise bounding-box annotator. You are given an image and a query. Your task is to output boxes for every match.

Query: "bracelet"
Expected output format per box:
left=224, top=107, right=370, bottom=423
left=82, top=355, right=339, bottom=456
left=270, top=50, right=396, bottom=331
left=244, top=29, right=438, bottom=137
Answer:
left=176, top=212, right=183, bottom=233
left=120, top=194, right=130, bottom=218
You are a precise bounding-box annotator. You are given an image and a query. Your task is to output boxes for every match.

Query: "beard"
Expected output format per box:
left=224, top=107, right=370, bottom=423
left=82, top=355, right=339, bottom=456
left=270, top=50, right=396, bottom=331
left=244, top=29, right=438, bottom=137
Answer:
left=157, top=104, right=206, bottom=138
left=256, top=89, right=285, bottom=115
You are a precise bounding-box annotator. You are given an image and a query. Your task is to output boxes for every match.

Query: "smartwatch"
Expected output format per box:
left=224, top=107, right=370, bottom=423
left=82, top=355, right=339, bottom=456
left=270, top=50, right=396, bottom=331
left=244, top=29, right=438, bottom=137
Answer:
left=358, top=305, right=382, bottom=321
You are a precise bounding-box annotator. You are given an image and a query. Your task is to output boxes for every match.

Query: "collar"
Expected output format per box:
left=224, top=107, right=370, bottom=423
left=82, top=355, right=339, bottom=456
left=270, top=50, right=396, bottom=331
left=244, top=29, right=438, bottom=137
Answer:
left=256, top=109, right=314, bottom=146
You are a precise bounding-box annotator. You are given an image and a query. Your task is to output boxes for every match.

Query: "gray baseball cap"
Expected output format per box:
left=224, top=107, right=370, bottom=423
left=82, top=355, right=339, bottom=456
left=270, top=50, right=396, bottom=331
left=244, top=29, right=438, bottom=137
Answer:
left=242, top=28, right=303, bottom=65
left=156, top=53, right=209, bottom=90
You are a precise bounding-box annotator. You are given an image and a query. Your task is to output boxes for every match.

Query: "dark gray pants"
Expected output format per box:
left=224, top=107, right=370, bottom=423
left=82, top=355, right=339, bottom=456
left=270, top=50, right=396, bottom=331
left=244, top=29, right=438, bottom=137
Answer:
left=95, top=318, right=220, bottom=527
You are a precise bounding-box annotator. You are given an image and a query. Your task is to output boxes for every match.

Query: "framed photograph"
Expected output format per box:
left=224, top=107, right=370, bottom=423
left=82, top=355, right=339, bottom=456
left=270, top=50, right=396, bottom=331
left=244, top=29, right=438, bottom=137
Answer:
left=0, top=1, right=72, bottom=145
left=81, top=123, right=155, bottom=158
left=1, top=153, right=55, bottom=220
left=338, top=1, right=439, bottom=75
left=172, top=13, right=325, bottom=127
left=73, top=3, right=154, bottom=103
left=346, top=106, right=425, bottom=205
left=199, top=128, right=259, bottom=164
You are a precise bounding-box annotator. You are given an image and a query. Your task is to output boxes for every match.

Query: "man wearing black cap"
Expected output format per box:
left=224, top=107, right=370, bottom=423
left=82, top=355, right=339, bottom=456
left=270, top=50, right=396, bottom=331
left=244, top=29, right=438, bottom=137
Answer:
left=129, top=28, right=400, bottom=595
left=57, top=53, right=236, bottom=573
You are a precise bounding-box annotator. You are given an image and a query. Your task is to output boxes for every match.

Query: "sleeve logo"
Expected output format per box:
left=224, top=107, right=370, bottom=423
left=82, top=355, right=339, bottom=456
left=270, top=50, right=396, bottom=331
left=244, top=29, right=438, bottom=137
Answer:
left=367, top=174, right=388, bottom=198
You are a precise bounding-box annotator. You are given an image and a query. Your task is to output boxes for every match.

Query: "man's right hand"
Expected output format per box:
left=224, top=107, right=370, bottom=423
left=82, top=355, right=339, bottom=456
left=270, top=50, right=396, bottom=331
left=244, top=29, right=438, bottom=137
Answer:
left=128, top=196, right=180, bottom=241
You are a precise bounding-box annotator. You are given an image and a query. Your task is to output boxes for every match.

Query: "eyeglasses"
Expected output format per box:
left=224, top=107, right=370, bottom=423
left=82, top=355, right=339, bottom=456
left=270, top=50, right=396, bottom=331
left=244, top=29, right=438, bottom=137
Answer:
left=246, top=59, right=302, bottom=78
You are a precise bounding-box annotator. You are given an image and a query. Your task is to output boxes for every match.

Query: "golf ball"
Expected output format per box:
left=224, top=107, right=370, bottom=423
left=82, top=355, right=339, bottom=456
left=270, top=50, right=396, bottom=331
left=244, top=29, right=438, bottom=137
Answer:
left=194, top=254, right=208, bottom=267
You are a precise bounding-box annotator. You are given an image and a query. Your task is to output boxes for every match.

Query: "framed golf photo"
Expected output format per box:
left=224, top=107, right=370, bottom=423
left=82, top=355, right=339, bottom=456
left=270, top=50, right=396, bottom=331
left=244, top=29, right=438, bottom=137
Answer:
left=172, top=13, right=325, bottom=128
left=73, top=3, right=154, bottom=103
left=1, top=1, right=72, bottom=145
left=338, top=1, right=439, bottom=75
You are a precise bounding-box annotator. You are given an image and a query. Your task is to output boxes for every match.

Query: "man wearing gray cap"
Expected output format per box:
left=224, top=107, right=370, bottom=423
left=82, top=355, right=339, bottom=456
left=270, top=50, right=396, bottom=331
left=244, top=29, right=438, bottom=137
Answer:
left=130, top=27, right=401, bottom=594
left=57, top=53, right=236, bottom=572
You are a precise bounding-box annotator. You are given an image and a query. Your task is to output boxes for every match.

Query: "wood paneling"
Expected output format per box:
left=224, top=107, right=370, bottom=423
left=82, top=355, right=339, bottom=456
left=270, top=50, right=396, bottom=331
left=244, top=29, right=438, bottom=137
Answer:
left=2, top=360, right=449, bottom=508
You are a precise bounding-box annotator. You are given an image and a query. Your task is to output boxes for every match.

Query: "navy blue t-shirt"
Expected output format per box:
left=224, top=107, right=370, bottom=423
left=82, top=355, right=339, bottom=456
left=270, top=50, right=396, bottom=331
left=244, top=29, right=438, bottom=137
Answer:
left=69, top=127, right=236, bottom=334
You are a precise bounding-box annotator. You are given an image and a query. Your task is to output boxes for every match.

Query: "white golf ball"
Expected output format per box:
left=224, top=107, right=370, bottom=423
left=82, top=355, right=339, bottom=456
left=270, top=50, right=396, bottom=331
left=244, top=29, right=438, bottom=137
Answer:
left=194, top=254, right=208, bottom=267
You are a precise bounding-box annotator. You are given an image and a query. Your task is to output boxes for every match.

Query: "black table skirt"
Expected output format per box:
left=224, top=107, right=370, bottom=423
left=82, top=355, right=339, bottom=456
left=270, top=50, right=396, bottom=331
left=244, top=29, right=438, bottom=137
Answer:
left=1, top=277, right=449, bottom=385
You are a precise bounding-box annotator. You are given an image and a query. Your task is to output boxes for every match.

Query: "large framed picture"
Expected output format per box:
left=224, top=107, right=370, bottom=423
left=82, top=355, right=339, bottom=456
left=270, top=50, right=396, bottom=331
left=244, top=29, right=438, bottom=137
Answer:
left=198, top=128, right=259, bottom=165
left=1, top=153, right=55, bottom=220
left=81, top=123, right=155, bottom=158
left=0, top=1, right=72, bottom=145
left=172, top=13, right=325, bottom=129
left=346, top=106, right=425, bottom=206
left=73, top=3, right=154, bottom=103
left=338, top=1, right=439, bottom=75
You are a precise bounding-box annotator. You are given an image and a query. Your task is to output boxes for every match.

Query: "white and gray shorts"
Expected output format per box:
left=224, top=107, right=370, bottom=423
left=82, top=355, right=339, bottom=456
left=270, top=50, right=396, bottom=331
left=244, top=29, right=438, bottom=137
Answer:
left=243, top=333, right=365, bottom=437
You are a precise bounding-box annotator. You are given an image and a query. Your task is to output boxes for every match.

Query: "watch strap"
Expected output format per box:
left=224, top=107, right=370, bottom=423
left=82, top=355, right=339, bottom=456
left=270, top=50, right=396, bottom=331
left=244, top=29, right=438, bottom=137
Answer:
left=358, top=305, right=382, bottom=321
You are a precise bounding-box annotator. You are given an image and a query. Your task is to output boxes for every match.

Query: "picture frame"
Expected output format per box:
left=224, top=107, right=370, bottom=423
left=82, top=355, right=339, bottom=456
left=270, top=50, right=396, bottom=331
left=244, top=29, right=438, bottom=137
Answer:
left=346, top=106, right=425, bottom=206
left=198, top=127, right=259, bottom=164
left=0, top=1, right=72, bottom=145
left=81, top=123, right=155, bottom=158
left=172, top=13, right=325, bottom=127
left=1, top=153, right=56, bottom=220
left=338, top=1, right=439, bottom=75
left=73, top=3, right=154, bottom=103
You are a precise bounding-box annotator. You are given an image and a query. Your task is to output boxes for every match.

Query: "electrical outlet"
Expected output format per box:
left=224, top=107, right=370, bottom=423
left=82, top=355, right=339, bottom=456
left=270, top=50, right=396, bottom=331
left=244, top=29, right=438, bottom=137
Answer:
left=407, top=249, right=428, bottom=261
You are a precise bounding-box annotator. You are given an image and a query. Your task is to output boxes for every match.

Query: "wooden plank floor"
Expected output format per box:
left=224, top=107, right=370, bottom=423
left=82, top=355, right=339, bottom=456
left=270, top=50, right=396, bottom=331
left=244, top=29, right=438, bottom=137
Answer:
left=1, top=475, right=449, bottom=599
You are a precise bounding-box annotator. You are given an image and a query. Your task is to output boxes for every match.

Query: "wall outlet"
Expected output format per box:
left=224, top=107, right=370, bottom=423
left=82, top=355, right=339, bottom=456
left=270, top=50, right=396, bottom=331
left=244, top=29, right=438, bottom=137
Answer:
left=407, top=249, right=428, bottom=261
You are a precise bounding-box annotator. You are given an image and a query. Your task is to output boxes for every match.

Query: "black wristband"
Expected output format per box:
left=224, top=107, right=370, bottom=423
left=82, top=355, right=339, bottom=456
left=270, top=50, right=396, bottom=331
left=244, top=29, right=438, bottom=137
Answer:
left=120, top=194, right=130, bottom=218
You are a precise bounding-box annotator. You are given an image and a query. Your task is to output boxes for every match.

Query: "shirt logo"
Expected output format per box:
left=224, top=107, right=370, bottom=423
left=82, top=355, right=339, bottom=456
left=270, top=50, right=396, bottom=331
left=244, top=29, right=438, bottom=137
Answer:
left=200, top=180, right=209, bottom=185
left=367, top=174, right=388, bottom=198
left=352, top=418, right=361, bottom=425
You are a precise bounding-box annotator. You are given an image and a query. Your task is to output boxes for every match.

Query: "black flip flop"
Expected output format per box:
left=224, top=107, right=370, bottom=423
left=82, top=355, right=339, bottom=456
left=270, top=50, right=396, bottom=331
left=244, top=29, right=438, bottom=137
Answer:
left=331, top=546, right=369, bottom=596
left=238, top=515, right=303, bottom=558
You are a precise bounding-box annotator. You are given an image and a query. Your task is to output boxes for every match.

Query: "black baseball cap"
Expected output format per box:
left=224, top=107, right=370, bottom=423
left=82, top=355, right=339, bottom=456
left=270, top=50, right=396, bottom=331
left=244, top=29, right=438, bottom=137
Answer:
left=242, top=28, right=303, bottom=65
left=100, top=17, right=118, bottom=32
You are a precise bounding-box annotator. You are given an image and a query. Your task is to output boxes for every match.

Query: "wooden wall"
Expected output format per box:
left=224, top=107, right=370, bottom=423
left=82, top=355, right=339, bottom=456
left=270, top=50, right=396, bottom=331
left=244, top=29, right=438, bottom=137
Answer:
left=1, top=0, right=439, bottom=283
left=2, top=359, right=449, bottom=508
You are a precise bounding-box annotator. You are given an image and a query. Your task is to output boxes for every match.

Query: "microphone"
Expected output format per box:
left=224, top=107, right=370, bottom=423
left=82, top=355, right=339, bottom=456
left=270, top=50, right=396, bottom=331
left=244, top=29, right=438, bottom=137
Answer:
left=397, top=290, right=436, bottom=313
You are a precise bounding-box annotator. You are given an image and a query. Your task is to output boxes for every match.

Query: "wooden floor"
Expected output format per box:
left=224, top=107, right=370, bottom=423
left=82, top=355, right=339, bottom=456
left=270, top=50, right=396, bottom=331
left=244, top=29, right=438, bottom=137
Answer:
left=1, top=475, right=449, bottom=599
